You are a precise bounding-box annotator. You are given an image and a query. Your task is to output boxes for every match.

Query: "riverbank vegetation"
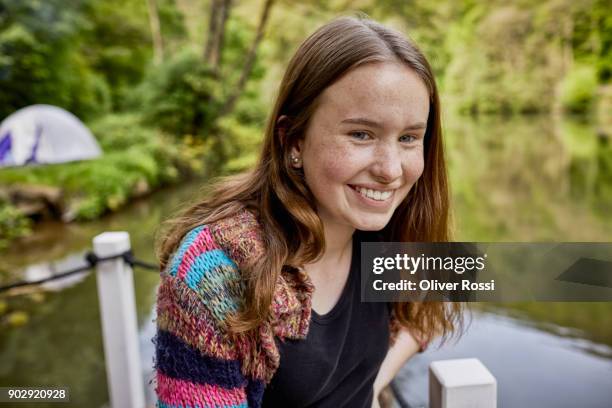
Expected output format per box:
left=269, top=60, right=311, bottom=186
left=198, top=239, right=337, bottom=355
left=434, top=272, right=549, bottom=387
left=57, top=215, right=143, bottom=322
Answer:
left=0, top=0, right=610, bottom=249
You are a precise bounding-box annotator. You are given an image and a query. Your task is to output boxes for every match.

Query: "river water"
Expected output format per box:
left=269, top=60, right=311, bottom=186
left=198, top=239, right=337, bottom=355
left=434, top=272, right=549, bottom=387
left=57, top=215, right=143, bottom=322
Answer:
left=0, top=114, right=611, bottom=407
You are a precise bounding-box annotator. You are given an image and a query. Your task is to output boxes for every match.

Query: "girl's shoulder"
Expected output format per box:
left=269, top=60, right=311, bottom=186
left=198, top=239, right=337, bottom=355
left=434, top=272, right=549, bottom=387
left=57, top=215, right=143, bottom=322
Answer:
left=166, top=207, right=265, bottom=276
left=160, top=207, right=265, bottom=329
left=206, top=207, right=266, bottom=269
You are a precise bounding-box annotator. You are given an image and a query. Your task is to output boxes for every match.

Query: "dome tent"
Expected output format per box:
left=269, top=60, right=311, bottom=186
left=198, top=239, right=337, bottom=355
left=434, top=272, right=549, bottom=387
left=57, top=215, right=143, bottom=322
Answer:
left=0, top=105, right=102, bottom=167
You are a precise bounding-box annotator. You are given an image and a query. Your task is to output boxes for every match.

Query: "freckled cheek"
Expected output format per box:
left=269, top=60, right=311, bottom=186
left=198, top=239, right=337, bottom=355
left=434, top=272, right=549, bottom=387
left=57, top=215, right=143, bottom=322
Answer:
left=304, top=146, right=342, bottom=194
left=402, top=153, right=425, bottom=186
left=395, top=158, right=424, bottom=203
left=410, top=157, right=425, bottom=181
left=305, top=144, right=355, bottom=194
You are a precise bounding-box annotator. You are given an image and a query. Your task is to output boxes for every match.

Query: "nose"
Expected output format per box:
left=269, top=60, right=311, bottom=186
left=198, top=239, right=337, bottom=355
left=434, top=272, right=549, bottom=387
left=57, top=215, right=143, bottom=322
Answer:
left=371, top=141, right=403, bottom=183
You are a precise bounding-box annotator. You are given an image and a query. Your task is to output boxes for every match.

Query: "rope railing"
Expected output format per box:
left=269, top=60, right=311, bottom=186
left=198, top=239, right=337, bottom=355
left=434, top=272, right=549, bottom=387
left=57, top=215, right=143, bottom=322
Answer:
left=1, top=232, right=497, bottom=408
left=0, top=250, right=158, bottom=294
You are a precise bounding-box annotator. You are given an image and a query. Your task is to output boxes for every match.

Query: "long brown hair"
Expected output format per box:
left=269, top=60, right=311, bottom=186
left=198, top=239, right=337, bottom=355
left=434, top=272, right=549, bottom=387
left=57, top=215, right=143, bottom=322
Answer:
left=157, top=16, right=462, bottom=344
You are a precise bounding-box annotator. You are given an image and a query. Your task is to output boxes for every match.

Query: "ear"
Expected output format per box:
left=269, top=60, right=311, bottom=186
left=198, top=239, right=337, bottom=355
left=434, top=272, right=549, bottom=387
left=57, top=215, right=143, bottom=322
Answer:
left=276, top=115, right=290, bottom=143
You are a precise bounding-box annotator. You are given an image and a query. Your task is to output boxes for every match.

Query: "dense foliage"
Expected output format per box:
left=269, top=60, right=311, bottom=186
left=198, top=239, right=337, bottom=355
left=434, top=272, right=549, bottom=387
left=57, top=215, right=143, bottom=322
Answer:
left=0, top=0, right=610, bottom=248
left=363, top=0, right=612, bottom=114
left=0, top=199, right=30, bottom=251
left=0, top=0, right=185, bottom=119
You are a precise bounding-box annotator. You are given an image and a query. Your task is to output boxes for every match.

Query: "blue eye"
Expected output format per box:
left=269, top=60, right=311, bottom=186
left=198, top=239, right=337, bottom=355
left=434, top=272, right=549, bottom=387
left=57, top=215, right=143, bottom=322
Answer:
left=350, top=131, right=371, bottom=140
left=399, top=134, right=417, bottom=143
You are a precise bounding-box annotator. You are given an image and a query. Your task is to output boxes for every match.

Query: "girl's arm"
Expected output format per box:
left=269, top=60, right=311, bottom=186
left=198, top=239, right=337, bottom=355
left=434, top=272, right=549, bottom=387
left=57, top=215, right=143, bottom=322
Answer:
left=373, top=328, right=421, bottom=400
left=154, top=225, right=261, bottom=407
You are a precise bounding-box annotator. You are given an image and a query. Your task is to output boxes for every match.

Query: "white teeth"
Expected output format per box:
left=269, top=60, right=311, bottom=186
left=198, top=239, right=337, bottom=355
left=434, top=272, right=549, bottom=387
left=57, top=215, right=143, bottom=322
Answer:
left=354, top=186, right=392, bottom=201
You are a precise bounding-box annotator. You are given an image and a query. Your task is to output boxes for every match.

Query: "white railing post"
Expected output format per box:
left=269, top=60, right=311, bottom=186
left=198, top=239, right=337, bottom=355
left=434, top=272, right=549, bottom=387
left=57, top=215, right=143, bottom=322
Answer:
left=93, top=232, right=145, bottom=408
left=429, top=358, right=497, bottom=408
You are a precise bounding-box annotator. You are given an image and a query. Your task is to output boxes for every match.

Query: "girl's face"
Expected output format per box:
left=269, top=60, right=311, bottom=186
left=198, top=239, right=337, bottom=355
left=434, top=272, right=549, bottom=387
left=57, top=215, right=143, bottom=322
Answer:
left=291, top=61, right=430, bottom=232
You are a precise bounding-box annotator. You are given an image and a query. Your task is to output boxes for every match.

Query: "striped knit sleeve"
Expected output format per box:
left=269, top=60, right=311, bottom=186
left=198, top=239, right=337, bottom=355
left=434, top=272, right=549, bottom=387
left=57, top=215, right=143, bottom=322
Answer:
left=154, top=225, right=263, bottom=408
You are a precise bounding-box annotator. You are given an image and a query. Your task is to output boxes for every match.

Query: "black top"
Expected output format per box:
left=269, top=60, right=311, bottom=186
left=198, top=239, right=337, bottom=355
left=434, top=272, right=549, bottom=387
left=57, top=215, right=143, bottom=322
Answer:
left=262, top=232, right=390, bottom=407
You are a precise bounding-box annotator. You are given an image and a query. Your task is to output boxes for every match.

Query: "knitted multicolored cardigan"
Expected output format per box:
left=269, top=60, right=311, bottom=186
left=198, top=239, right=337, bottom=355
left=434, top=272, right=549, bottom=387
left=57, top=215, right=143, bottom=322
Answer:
left=154, top=208, right=403, bottom=408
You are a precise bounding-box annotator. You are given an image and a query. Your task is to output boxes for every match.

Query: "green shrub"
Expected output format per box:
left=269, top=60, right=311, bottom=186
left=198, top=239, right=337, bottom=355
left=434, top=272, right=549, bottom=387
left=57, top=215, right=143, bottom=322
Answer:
left=0, top=113, right=203, bottom=221
left=0, top=2, right=112, bottom=121
left=130, top=49, right=223, bottom=137
left=89, top=113, right=154, bottom=151
left=559, top=64, right=598, bottom=114
left=216, top=116, right=263, bottom=173
left=0, top=200, right=31, bottom=250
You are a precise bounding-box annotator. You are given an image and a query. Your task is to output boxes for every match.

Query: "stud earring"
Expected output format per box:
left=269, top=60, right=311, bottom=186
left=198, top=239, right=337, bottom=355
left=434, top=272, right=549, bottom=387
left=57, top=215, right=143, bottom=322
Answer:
left=291, top=155, right=300, bottom=165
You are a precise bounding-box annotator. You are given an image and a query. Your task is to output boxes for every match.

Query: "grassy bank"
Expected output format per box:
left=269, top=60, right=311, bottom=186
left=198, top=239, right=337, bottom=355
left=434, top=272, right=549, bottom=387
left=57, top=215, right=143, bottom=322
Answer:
left=0, top=113, right=212, bottom=249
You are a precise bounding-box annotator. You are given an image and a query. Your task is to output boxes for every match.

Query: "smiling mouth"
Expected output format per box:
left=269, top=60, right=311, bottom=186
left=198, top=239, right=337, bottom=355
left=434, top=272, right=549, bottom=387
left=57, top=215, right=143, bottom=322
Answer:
left=348, top=185, right=394, bottom=201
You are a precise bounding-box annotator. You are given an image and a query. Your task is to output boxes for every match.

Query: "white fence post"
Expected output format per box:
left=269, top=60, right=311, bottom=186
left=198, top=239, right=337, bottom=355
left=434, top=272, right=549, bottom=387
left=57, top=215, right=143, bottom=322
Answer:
left=93, top=232, right=145, bottom=408
left=429, top=358, right=497, bottom=408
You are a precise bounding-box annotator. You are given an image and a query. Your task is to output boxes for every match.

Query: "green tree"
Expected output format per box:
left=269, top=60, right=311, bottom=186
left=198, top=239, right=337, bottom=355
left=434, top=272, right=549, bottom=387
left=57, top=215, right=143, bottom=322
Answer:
left=0, top=0, right=110, bottom=120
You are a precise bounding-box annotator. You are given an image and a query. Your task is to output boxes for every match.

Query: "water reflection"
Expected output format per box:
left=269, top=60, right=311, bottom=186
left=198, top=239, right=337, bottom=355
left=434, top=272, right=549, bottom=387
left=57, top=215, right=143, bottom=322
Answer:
left=22, top=252, right=90, bottom=292
left=446, top=113, right=612, bottom=241
left=0, top=180, right=203, bottom=407
left=0, top=113, right=610, bottom=407
left=479, top=302, right=612, bottom=349
left=396, top=312, right=612, bottom=408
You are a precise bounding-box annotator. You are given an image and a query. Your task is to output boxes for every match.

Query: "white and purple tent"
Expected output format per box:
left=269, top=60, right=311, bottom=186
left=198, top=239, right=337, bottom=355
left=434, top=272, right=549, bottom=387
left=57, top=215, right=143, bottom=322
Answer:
left=0, top=105, right=102, bottom=167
